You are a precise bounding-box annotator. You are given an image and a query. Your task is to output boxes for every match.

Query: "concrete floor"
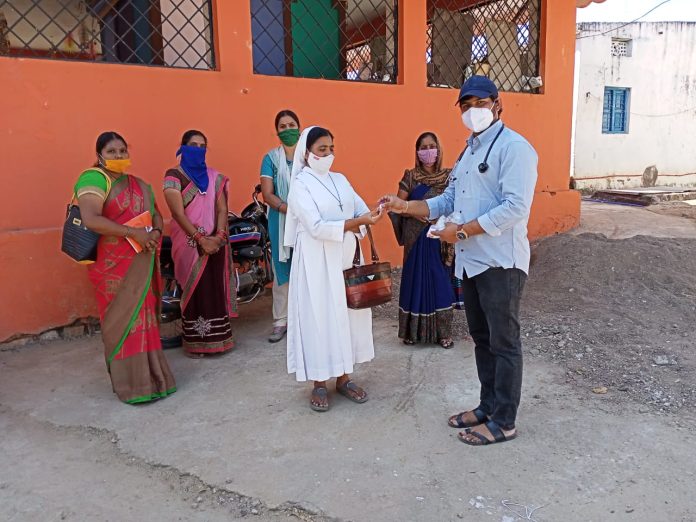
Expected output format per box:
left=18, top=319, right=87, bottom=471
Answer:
left=2, top=202, right=696, bottom=521
left=2, top=292, right=695, bottom=522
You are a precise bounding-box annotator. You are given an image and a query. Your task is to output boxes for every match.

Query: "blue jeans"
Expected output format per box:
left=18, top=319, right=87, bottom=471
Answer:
left=461, top=267, right=527, bottom=429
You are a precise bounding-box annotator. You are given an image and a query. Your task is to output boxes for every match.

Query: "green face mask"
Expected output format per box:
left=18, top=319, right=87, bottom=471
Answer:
left=278, top=128, right=300, bottom=147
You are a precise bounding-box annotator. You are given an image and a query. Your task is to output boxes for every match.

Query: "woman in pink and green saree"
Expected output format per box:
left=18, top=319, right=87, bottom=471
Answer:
left=75, top=131, right=176, bottom=404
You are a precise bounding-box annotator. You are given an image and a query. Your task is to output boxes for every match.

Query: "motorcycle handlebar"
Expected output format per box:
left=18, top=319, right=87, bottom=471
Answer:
left=253, top=184, right=262, bottom=206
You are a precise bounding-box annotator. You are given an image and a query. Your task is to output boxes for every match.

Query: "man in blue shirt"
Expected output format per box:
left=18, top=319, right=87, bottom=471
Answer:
left=381, top=76, right=538, bottom=446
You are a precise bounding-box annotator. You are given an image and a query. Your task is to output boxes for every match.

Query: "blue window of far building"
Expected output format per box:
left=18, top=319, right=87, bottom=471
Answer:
left=603, top=87, right=630, bottom=134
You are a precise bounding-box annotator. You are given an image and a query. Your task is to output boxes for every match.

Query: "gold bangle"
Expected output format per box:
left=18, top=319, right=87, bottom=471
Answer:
left=124, top=226, right=131, bottom=238
left=404, top=201, right=409, bottom=214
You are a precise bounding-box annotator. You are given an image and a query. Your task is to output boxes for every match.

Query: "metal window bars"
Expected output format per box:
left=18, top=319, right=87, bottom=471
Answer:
left=426, top=0, right=542, bottom=93
left=250, top=0, right=398, bottom=83
left=0, top=0, right=215, bottom=69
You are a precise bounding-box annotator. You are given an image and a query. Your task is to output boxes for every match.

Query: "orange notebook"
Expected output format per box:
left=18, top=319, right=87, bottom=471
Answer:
left=123, top=211, right=153, bottom=253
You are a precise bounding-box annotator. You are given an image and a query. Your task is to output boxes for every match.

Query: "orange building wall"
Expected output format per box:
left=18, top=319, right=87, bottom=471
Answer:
left=0, top=1, right=580, bottom=342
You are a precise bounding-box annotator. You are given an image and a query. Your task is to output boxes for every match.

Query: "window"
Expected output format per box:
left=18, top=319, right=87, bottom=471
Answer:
left=250, top=0, right=398, bottom=83
left=346, top=42, right=371, bottom=80
left=611, top=37, right=632, bottom=57
left=0, top=0, right=215, bottom=69
left=603, top=87, right=630, bottom=134
left=426, top=0, right=542, bottom=92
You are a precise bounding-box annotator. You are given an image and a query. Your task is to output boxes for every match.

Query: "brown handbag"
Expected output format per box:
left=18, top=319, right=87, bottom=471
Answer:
left=343, top=226, right=392, bottom=309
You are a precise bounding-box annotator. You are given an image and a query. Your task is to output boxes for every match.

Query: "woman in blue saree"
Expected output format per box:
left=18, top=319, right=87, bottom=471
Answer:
left=390, top=132, right=456, bottom=349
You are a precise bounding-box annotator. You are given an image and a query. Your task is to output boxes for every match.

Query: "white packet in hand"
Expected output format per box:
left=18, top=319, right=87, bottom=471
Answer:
left=427, top=212, right=464, bottom=240
left=446, top=211, right=465, bottom=225
left=427, top=215, right=447, bottom=238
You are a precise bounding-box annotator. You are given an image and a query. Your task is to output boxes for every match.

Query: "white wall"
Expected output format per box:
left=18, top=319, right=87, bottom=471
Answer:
left=574, top=22, right=696, bottom=190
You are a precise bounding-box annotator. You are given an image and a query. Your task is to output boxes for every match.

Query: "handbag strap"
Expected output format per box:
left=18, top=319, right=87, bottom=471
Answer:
left=352, top=226, right=380, bottom=267
left=71, top=167, right=113, bottom=204
left=366, top=226, right=380, bottom=263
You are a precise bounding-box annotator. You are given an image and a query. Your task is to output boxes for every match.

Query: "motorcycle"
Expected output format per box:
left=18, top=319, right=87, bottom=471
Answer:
left=159, top=184, right=273, bottom=348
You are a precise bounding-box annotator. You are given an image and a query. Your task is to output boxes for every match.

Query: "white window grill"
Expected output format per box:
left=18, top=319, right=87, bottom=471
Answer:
left=611, top=38, right=631, bottom=57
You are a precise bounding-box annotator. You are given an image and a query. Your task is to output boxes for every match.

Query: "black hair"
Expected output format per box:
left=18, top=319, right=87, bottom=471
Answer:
left=416, top=131, right=439, bottom=150
left=181, top=129, right=207, bottom=146
left=306, top=127, right=334, bottom=151
left=275, top=109, right=300, bottom=131
left=460, top=94, right=497, bottom=104
left=95, top=131, right=127, bottom=155
left=458, top=95, right=502, bottom=116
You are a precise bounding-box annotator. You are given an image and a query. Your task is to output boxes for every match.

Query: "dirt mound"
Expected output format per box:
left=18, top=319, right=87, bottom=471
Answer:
left=523, top=233, right=696, bottom=414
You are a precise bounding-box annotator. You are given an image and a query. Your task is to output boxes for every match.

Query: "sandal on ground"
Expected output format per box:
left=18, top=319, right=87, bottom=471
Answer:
left=310, top=387, right=329, bottom=412
left=439, top=338, right=454, bottom=349
left=402, top=339, right=416, bottom=345
left=336, top=380, right=368, bottom=404
left=448, top=408, right=488, bottom=429
left=458, top=420, right=517, bottom=446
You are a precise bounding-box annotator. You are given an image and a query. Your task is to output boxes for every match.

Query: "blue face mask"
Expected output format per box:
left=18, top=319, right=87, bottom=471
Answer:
left=177, top=145, right=209, bottom=193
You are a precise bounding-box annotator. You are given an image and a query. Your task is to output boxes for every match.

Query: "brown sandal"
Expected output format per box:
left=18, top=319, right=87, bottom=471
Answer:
left=337, top=381, right=368, bottom=403
left=310, top=387, right=329, bottom=412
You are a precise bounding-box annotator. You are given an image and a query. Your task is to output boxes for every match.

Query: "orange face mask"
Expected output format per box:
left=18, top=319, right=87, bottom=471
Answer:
left=104, top=158, right=131, bottom=174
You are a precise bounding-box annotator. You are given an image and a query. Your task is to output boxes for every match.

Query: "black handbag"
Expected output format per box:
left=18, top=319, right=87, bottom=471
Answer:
left=343, top=226, right=392, bottom=309
left=61, top=169, right=111, bottom=264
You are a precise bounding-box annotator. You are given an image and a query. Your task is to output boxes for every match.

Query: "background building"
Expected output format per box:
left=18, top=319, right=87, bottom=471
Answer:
left=573, top=20, right=696, bottom=190
left=0, top=0, right=581, bottom=341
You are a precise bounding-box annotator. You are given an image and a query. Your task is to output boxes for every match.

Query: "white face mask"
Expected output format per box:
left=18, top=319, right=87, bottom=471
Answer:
left=462, top=106, right=495, bottom=133
left=307, top=153, right=334, bottom=175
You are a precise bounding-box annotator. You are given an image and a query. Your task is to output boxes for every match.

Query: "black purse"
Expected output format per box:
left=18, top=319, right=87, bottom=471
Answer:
left=61, top=169, right=111, bottom=264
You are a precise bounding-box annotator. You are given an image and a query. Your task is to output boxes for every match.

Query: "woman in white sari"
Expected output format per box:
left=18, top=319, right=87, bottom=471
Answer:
left=284, top=126, right=384, bottom=411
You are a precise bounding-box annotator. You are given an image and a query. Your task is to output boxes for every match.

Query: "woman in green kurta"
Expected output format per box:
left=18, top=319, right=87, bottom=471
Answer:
left=260, top=110, right=301, bottom=343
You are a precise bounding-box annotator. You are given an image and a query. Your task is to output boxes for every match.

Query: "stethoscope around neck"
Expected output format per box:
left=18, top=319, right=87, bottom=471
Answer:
left=476, top=124, right=506, bottom=173
left=451, top=124, right=506, bottom=178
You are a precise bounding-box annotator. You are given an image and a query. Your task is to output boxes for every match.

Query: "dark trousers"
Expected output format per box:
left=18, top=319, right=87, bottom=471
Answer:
left=461, top=267, right=527, bottom=429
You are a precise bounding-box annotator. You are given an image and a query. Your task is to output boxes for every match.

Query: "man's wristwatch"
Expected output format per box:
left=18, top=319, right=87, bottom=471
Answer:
left=455, top=225, right=469, bottom=241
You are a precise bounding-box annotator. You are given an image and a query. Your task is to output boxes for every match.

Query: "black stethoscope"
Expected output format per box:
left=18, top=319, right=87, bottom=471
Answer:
left=476, top=124, right=506, bottom=173
left=451, top=124, right=506, bottom=178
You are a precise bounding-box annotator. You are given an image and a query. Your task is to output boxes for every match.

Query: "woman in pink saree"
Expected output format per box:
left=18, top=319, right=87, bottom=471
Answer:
left=163, top=130, right=237, bottom=356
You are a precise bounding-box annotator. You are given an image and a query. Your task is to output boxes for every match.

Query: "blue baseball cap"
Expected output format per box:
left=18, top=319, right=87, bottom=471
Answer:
left=456, top=76, right=499, bottom=105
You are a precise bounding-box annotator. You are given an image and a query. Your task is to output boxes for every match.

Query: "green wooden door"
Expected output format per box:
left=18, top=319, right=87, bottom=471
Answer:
left=290, top=0, right=341, bottom=79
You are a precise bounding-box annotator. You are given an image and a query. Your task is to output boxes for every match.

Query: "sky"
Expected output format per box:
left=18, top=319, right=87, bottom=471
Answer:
left=577, top=0, right=696, bottom=23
